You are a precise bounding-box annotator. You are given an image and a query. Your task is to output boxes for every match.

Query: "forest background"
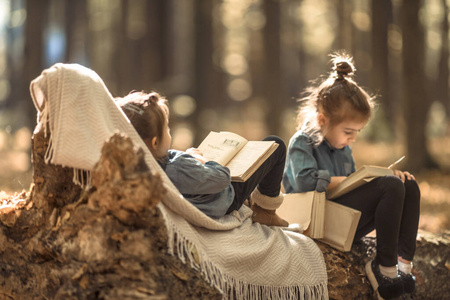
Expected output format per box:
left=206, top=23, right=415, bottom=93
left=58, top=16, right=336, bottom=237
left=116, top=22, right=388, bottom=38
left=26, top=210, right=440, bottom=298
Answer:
left=0, top=0, right=448, bottom=234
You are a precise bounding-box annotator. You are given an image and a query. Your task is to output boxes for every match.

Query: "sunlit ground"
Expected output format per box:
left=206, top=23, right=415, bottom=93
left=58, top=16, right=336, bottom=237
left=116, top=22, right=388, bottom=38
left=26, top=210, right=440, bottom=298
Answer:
left=1, top=128, right=449, bottom=234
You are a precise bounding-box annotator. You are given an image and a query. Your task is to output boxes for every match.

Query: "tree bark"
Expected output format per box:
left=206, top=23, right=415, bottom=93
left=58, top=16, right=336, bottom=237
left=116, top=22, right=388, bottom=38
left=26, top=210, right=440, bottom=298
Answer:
left=263, top=0, right=284, bottom=135
left=192, top=0, right=226, bottom=143
left=22, top=0, right=49, bottom=128
left=436, top=0, right=450, bottom=115
left=371, top=0, right=395, bottom=137
left=400, top=0, right=435, bottom=171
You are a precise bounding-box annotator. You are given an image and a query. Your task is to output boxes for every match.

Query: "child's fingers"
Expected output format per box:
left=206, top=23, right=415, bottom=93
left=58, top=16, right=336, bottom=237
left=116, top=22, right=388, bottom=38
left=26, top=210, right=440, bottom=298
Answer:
left=186, top=148, right=203, bottom=155
left=403, top=171, right=415, bottom=181
left=393, top=170, right=405, bottom=182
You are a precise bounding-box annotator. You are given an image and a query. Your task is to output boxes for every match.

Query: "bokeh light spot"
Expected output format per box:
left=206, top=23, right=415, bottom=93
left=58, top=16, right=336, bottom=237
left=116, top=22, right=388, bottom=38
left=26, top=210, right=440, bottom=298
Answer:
left=246, top=10, right=266, bottom=30
left=172, top=125, right=194, bottom=150
left=172, top=95, right=197, bottom=117
left=227, top=78, right=252, bottom=101
left=13, top=127, right=31, bottom=151
left=223, top=53, right=248, bottom=76
left=351, top=11, right=371, bottom=32
left=0, top=79, right=10, bottom=103
left=9, top=9, right=26, bottom=28
left=388, top=25, right=402, bottom=52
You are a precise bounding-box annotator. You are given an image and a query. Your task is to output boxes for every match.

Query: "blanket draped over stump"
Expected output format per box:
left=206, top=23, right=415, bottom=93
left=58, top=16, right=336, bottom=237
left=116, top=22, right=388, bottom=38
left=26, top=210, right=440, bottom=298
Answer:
left=29, top=63, right=328, bottom=300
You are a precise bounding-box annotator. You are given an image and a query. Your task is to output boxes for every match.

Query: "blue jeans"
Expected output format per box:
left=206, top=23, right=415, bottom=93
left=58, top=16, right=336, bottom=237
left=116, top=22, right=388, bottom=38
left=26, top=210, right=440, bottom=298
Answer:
left=226, top=136, right=286, bottom=214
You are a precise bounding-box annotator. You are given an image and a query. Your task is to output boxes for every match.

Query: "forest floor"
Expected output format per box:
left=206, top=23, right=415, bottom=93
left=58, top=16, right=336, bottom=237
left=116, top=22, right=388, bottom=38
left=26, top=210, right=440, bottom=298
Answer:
left=1, top=129, right=449, bottom=234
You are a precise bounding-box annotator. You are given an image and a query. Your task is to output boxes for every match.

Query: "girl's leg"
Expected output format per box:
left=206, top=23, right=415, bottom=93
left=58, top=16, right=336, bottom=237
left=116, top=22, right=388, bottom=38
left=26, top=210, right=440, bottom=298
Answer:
left=334, top=175, right=405, bottom=267
left=227, top=135, right=286, bottom=213
left=398, top=179, right=421, bottom=261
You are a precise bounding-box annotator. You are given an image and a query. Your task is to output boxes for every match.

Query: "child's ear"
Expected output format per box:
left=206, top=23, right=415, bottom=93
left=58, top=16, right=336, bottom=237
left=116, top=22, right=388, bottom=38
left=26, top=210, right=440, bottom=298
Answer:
left=145, top=137, right=159, bottom=152
left=150, top=137, right=159, bottom=150
left=317, top=113, right=328, bottom=127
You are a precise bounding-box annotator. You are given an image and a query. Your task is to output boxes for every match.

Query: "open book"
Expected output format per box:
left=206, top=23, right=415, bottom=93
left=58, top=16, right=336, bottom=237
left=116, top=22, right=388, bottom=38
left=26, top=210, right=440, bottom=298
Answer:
left=277, top=192, right=326, bottom=239
left=326, top=165, right=394, bottom=199
left=278, top=192, right=361, bottom=251
left=198, top=131, right=278, bottom=182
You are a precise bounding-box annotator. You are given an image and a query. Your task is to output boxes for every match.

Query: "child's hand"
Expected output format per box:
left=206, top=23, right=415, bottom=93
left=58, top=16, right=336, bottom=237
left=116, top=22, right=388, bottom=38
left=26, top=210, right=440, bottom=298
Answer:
left=186, top=148, right=209, bottom=164
left=393, top=170, right=415, bottom=183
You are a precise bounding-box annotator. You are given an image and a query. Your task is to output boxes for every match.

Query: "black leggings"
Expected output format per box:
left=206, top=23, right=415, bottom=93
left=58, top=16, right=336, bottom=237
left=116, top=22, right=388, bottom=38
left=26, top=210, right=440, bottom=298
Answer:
left=226, top=136, right=286, bottom=214
left=334, top=176, right=421, bottom=266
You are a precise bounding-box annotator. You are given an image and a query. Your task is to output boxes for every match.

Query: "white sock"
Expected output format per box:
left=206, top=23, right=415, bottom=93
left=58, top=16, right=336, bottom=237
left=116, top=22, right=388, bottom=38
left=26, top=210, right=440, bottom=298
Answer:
left=379, top=264, right=398, bottom=279
left=398, top=260, right=413, bottom=274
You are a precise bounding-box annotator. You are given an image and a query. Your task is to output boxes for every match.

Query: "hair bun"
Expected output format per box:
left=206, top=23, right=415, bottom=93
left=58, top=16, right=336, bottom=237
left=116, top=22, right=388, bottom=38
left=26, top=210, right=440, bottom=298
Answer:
left=335, top=61, right=353, bottom=75
left=331, top=54, right=355, bottom=79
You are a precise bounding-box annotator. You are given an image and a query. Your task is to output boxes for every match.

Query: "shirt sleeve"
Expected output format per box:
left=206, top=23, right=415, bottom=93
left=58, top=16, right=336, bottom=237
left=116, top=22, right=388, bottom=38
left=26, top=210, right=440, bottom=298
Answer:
left=165, top=153, right=232, bottom=195
left=285, top=136, right=331, bottom=193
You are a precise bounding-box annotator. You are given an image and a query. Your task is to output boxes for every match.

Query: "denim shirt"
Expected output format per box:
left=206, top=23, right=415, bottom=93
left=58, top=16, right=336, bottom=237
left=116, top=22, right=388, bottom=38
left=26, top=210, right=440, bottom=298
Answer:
left=159, top=150, right=235, bottom=218
left=283, top=130, right=355, bottom=193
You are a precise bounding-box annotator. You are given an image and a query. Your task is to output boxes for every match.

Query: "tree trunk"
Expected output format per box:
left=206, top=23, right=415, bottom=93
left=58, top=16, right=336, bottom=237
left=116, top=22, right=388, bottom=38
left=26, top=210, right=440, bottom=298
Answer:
left=436, top=0, right=450, bottom=116
left=400, top=0, right=435, bottom=171
left=263, top=0, right=284, bottom=135
left=22, top=0, right=49, bottom=128
left=335, top=0, right=353, bottom=51
left=371, top=0, right=395, bottom=138
left=64, top=0, right=88, bottom=64
left=193, top=0, right=225, bottom=143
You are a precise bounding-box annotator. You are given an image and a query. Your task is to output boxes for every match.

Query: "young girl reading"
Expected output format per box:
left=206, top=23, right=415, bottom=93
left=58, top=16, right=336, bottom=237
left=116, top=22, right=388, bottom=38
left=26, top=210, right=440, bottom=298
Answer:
left=283, top=54, right=420, bottom=299
left=116, top=91, right=289, bottom=227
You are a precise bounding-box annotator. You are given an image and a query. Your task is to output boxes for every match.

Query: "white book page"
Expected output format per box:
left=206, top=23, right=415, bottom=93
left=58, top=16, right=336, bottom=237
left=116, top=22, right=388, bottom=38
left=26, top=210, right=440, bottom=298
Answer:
left=277, top=193, right=314, bottom=230
left=198, top=131, right=247, bottom=166
left=225, top=141, right=274, bottom=177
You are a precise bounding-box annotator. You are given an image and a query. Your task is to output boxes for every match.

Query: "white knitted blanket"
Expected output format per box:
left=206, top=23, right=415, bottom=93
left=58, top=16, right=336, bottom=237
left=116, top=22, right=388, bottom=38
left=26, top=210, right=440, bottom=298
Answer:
left=30, top=63, right=328, bottom=299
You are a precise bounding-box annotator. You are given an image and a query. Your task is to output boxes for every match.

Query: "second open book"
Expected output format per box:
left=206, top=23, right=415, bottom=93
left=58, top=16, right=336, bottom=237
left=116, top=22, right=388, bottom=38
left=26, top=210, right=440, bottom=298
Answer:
left=198, top=131, right=278, bottom=182
left=277, top=192, right=361, bottom=252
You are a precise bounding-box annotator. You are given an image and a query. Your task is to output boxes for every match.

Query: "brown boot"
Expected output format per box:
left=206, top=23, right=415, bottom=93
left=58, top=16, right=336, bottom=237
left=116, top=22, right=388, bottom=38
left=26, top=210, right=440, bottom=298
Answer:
left=250, top=189, right=289, bottom=227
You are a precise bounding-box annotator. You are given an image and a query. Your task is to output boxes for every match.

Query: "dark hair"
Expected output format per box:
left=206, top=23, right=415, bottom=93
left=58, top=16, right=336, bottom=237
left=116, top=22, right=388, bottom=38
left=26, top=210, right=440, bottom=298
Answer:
left=296, top=53, right=375, bottom=141
left=116, top=91, right=169, bottom=143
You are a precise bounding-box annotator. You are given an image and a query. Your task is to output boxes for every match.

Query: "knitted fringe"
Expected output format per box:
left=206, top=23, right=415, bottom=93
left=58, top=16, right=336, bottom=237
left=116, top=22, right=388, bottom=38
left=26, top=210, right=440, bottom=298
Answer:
left=160, top=206, right=328, bottom=300
left=73, top=169, right=92, bottom=189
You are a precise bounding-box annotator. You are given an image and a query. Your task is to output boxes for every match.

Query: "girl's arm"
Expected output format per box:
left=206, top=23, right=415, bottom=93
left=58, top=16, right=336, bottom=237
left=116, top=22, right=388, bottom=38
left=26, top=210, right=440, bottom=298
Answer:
left=165, top=152, right=231, bottom=194
left=284, top=136, right=331, bottom=193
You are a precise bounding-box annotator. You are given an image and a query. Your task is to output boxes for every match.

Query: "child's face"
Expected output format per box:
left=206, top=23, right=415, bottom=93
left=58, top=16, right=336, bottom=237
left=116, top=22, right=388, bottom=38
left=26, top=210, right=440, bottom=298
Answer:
left=153, top=119, right=172, bottom=159
left=324, top=118, right=367, bottom=149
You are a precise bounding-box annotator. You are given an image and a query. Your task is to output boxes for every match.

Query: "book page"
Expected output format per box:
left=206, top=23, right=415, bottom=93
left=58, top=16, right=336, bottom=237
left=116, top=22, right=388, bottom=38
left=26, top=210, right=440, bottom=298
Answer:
left=277, top=193, right=314, bottom=230
left=225, top=141, right=276, bottom=178
left=198, top=131, right=247, bottom=166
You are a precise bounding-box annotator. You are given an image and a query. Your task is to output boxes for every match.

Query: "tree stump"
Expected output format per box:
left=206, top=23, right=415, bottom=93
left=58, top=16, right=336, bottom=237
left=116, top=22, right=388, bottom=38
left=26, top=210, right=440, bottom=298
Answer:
left=0, top=124, right=449, bottom=299
left=0, top=126, right=221, bottom=299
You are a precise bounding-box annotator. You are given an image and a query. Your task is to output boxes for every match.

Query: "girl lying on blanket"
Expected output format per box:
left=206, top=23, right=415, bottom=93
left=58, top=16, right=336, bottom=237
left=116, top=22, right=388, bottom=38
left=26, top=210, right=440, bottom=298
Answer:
left=283, top=53, right=420, bottom=299
left=116, top=91, right=289, bottom=227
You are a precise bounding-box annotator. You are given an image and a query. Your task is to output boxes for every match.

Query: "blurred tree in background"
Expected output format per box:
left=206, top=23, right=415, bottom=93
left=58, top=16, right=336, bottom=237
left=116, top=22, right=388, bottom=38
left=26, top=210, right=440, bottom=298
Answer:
left=0, top=0, right=449, bottom=174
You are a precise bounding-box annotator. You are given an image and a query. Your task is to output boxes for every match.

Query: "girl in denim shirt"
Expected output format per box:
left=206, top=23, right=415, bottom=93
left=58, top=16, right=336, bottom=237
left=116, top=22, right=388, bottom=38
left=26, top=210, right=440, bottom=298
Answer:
left=116, top=91, right=289, bottom=227
left=283, top=54, right=420, bottom=300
